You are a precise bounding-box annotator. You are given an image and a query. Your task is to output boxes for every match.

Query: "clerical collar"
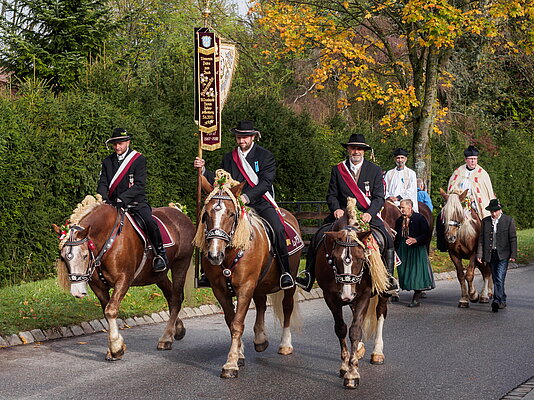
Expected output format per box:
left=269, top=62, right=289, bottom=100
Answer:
left=239, top=143, right=254, bottom=158
left=466, top=165, right=475, bottom=171
left=396, top=166, right=405, bottom=171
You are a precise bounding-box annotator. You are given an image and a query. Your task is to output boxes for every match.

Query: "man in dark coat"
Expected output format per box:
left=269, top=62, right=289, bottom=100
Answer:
left=97, top=128, right=168, bottom=272
left=194, top=120, right=295, bottom=290
left=477, top=199, right=517, bottom=312
left=296, top=133, right=398, bottom=293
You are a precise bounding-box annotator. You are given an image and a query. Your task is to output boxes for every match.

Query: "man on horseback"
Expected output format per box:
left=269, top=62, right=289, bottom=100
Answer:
left=384, top=147, right=418, bottom=212
left=97, top=128, right=168, bottom=272
left=296, top=133, right=398, bottom=293
left=436, top=145, right=495, bottom=251
left=193, top=120, right=295, bottom=290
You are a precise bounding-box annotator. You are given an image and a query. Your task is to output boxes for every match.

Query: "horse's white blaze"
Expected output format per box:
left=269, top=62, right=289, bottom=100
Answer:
left=207, top=201, right=228, bottom=264
left=341, top=247, right=355, bottom=302
left=279, top=327, right=292, bottom=350
left=70, top=282, right=88, bottom=298
left=372, top=315, right=385, bottom=355
left=108, top=317, right=124, bottom=355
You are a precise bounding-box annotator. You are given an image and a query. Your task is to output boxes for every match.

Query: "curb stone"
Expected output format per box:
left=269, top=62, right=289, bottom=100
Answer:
left=1, top=264, right=530, bottom=350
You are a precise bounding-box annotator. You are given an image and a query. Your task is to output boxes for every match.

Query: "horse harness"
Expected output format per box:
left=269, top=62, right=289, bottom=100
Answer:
left=63, top=209, right=126, bottom=285
left=324, top=226, right=369, bottom=285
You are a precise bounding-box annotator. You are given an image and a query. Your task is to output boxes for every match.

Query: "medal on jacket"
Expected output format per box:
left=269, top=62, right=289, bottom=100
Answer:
left=364, top=181, right=370, bottom=197
left=128, top=174, right=134, bottom=188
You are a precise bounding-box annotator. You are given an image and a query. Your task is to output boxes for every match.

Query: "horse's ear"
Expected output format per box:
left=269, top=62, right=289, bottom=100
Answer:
left=200, top=175, right=214, bottom=193
left=357, top=231, right=372, bottom=243
left=459, top=189, right=469, bottom=202
left=52, top=224, right=62, bottom=235
left=439, top=188, right=448, bottom=200
left=230, top=181, right=246, bottom=198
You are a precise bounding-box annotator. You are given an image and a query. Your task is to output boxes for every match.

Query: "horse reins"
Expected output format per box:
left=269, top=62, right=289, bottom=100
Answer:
left=324, top=226, right=368, bottom=285
left=63, top=208, right=126, bottom=284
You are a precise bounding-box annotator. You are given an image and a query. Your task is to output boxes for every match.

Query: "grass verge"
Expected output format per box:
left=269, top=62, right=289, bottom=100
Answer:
left=1, top=229, right=532, bottom=337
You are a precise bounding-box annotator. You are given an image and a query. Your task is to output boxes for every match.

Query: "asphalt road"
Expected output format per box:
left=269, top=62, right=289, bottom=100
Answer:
left=1, top=265, right=533, bottom=400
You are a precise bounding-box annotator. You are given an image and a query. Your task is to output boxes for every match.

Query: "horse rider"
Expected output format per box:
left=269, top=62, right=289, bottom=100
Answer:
left=97, top=128, right=168, bottom=272
left=193, top=120, right=295, bottom=290
left=436, top=145, right=495, bottom=251
left=384, top=147, right=419, bottom=212
left=296, top=133, right=398, bottom=293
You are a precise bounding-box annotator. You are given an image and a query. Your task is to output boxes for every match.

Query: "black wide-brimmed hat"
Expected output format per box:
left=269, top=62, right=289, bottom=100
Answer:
left=393, top=147, right=409, bottom=157
left=230, top=120, right=260, bottom=136
left=485, top=199, right=503, bottom=211
left=341, top=133, right=372, bottom=150
left=464, top=145, right=479, bottom=157
left=106, top=128, right=132, bottom=144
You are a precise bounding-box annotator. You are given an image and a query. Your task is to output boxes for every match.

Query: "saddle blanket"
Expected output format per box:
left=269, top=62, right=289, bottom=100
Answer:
left=284, top=221, right=304, bottom=256
left=126, top=213, right=175, bottom=249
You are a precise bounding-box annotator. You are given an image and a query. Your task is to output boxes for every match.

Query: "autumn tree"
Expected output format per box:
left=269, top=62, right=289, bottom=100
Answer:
left=256, top=0, right=534, bottom=186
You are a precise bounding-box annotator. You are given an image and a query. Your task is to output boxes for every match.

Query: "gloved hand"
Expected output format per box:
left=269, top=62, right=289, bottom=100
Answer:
left=115, top=198, right=124, bottom=209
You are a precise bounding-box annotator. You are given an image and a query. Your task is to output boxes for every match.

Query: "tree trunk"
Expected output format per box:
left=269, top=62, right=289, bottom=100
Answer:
left=413, top=48, right=440, bottom=191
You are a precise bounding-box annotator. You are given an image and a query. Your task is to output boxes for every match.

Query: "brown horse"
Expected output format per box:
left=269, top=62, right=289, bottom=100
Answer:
left=314, top=201, right=389, bottom=389
left=382, top=200, right=434, bottom=250
left=439, top=189, right=492, bottom=307
left=53, top=195, right=195, bottom=360
left=194, top=175, right=302, bottom=379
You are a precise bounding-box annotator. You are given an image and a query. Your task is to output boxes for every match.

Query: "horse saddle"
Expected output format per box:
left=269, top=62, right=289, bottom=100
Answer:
left=126, top=212, right=175, bottom=249
left=259, top=217, right=304, bottom=256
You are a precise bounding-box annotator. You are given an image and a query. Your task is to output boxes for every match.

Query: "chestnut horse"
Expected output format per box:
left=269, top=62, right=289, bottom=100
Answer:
left=53, top=195, right=195, bottom=360
left=315, top=201, right=389, bottom=389
left=194, top=175, right=302, bottom=379
left=439, top=189, right=492, bottom=307
left=382, top=200, right=434, bottom=250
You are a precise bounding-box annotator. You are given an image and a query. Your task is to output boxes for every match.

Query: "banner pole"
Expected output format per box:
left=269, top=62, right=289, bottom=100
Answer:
left=195, top=131, right=203, bottom=288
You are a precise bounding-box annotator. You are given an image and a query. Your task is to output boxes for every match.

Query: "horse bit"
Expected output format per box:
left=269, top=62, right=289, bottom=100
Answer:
left=63, top=209, right=126, bottom=284
left=324, top=226, right=368, bottom=285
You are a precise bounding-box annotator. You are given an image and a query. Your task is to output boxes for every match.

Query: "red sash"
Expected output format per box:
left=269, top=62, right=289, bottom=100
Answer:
left=337, top=162, right=371, bottom=210
left=108, top=152, right=142, bottom=197
left=231, top=149, right=297, bottom=243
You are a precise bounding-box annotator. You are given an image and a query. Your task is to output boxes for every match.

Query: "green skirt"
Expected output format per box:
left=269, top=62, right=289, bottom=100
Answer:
left=397, top=239, right=435, bottom=291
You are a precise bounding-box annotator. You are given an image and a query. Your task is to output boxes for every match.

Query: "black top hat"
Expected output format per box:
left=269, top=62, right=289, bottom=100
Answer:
left=464, top=145, right=479, bottom=157
left=393, top=147, right=409, bottom=157
left=341, top=133, right=372, bottom=150
left=230, top=120, right=260, bottom=136
left=106, top=128, right=132, bottom=144
left=485, top=199, right=503, bottom=211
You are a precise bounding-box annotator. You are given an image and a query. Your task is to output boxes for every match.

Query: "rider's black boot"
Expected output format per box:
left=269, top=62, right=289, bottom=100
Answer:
left=197, top=271, right=211, bottom=288
left=153, top=242, right=168, bottom=272
left=279, top=253, right=295, bottom=290
left=296, top=248, right=316, bottom=292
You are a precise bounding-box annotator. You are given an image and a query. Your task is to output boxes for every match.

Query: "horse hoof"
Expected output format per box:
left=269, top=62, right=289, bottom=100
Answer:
left=343, top=378, right=359, bottom=389
left=356, top=345, right=366, bottom=360
left=220, top=368, right=238, bottom=379
left=174, top=328, right=186, bottom=341
left=238, top=358, right=245, bottom=367
left=370, top=354, right=384, bottom=365
left=278, top=346, right=293, bottom=356
left=339, top=369, right=347, bottom=378
left=254, top=340, right=269, bottom=352
left=470, top=295, right=480, bottom=303
left=157, top=341, right=173, bottom=351
left=480, top=297, right=490, bottom=304
left=105, top=343, right=126, bottom=361
left=458, top=301, right=469, bottom=308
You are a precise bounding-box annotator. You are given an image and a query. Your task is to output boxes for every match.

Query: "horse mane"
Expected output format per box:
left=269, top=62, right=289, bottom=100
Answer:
left=340, top=197, right=389, bottom=294
left=56, top=194, right=104, bottom=292
left=193, top=170, right=256, bottom=251
left=443, top=191, right=477, bottom=241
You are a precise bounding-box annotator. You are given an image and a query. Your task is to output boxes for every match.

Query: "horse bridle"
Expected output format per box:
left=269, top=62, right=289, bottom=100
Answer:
left=204, top=193, right=238, bottom=244
left=63, top=209, right=126, bottom=283
left=324, top=226, right=368, bottom=285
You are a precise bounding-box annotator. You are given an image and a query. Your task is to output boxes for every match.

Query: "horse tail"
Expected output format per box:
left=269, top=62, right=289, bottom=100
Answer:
left=55, top=258, right=70, bottom=292
left=361, top=295, right=379, bottom=341
left=269, top=290, right=302, bottom=332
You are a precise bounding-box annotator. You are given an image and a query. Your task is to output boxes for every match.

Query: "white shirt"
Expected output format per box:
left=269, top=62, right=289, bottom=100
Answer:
left=239, top=142, right=254, bottom=159
left=384, top=166, right=418, bottom=212
left=350, top=159, right=363, bottom=175
left=491, top=213, right=501, bottom=249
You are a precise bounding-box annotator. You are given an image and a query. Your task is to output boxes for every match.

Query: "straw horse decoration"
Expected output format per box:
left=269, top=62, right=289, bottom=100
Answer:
left=194, top=171, right=302, bottom=379
left=439, top=189, right=492, bottom=307
left=53, top=195, right=195, bottom=360
left=315, top=198, right=390, bottom=389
